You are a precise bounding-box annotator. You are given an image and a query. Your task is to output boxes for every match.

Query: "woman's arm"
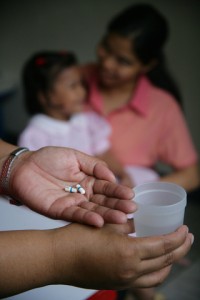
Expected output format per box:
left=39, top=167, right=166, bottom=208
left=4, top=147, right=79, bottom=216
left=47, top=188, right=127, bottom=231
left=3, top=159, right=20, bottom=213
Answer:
left=0, top=222, right=194, bottom=298
left=0, top=229, right=54, bottom=297
left=160, top=163, right=200, bottom=192
left=98, top=150, right=134, bottom=187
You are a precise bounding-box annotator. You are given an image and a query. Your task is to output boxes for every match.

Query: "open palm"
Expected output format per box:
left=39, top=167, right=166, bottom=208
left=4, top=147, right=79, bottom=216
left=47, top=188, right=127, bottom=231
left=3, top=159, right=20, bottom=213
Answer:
left=10, top=146, right=135, bottom=227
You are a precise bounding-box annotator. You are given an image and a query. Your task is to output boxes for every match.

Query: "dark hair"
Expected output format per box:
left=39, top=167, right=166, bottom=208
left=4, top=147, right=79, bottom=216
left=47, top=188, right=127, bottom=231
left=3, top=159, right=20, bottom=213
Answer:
left=22, top=50, right=77, bottom=115
left=107, top=3, right=182, bottom=105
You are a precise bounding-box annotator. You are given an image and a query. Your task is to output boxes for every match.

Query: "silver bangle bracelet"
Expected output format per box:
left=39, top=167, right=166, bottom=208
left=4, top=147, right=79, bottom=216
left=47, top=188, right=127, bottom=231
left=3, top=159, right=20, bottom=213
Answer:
left=0, top=147, right=29, bottom=195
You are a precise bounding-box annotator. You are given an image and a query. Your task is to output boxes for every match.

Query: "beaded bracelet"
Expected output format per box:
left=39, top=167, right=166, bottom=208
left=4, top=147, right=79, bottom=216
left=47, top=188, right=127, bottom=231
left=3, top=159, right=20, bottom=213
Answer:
left=0, top=147, right=29, bottom=195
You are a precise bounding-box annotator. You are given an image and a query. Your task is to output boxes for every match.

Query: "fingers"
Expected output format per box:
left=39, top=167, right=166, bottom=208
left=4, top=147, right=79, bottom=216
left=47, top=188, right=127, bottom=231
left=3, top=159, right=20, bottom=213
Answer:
left=41, top=178, right=135, bottom=227
left=132, top=265, right=172, bottom=288
left=93, top=180, right=134, bottom=200
left=90, top=181, right=135, bottom=218
left=58, top=179, right=135, bottom=226
left=80, top=201, right=131, bottom=224
left=58, top=204, right=105, bottom=227
left=56, top=200, right=132, bottom=227
left=76, top=152, right=116, bottom=182
left=137, top=225, right=193, bottom=260
left=125, top=226, right=193, bottom=289
left=93, top=163, right=117, bottom=182
left=138, top=231, right=193, bottom=276
left=134, top=230, right=193, bottom=287
left=45, top=193, right=104, bottom=227
left=81, top=201, right=130, bottom=224
left=90, top=194, right=136, bottom=215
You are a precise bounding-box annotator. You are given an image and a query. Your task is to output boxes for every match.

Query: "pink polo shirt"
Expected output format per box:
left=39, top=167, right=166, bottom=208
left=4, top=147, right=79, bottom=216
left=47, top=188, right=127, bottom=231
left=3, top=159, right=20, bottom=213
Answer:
left=85, top=65, right=198, bottom=169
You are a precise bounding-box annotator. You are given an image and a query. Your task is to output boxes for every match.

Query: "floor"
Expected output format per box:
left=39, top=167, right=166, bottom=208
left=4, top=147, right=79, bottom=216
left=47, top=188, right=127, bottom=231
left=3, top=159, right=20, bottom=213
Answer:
left=118, top=188, right=200, bottom=300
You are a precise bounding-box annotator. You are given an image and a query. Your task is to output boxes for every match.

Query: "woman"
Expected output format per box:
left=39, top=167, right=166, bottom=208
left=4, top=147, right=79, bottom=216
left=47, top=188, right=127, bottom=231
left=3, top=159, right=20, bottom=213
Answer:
left=82, top=3, right=199, bottom=192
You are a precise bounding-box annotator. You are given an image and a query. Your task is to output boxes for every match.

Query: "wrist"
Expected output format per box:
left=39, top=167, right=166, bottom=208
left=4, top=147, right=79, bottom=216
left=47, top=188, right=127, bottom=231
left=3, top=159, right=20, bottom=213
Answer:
left=51, top=225, right=78, bottom=284
left=0, top=147, right=29, bottom=195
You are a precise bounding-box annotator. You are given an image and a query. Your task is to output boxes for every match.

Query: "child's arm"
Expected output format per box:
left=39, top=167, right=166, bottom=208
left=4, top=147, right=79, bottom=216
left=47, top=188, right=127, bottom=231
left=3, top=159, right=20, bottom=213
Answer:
left=98, top=150, right=134, bottom=187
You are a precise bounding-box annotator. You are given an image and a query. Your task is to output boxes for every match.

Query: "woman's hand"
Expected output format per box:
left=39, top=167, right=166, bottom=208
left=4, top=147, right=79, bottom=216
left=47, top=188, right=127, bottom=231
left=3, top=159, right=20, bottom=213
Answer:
left=9, top=146, right=135, bottom=227
left=0, top=223, right=193, bottom=297
left=53, top=223, right=194, bottom=290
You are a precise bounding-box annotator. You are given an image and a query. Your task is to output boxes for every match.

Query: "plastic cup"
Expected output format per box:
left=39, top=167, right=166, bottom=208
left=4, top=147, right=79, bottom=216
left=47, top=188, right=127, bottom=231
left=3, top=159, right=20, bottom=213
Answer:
left=133, top=182, right=187, bottom=237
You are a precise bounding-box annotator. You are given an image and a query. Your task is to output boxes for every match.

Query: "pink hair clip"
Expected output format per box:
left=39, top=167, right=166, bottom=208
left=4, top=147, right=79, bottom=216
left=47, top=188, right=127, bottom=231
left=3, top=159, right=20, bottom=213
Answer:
left=35, top=57, right=46, bottom=66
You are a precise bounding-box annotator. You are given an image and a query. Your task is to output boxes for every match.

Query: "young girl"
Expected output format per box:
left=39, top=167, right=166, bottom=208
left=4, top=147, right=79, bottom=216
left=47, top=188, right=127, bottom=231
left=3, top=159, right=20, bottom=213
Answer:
left=18, top=50, right=134, bottom=186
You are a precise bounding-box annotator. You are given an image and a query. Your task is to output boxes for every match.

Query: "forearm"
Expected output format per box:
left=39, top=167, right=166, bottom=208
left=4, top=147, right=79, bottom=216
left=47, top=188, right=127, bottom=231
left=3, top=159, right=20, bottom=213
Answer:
left=0, top=225, right=89, bottom=298
left=0, top=140, right=18, bottom=180
left=0, top=229, right=55, bottom=297
left=160, top=163, right=200, bottom=192
left=98, top=151, right=124, bottom=176
left=0, top=224, right=102, bottom=297
left=0, top=140, right=30, bottom=196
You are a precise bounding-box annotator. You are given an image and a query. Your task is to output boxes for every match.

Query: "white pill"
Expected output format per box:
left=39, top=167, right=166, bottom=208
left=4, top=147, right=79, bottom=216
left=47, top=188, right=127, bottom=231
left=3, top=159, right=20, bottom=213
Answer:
left=76, top=184, right=86, bottom=195
left=64, top=186, right=77, bottom=193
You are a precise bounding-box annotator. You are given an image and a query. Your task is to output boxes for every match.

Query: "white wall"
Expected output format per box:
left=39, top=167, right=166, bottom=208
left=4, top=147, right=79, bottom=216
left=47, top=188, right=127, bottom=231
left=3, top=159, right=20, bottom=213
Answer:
left=0, top=0, right=200, bottom=153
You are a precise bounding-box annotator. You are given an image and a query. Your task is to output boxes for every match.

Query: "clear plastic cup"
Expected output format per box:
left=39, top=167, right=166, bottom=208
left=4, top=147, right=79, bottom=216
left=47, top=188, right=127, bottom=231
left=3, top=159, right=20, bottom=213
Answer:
left=133, top=182, right=187, bottom=237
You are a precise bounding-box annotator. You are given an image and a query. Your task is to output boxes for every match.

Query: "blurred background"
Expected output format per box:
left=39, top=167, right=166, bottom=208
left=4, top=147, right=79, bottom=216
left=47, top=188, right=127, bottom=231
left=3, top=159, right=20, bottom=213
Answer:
left=0, top=0, right=200, bottom=153
left=0, top=1, right=200, bottom=299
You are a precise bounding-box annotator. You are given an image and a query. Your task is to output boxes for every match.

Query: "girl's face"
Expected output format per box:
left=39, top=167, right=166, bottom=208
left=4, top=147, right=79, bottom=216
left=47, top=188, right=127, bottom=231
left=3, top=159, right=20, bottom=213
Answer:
left=97, top=33, right=148, bottom=88
left=43, top=66, right=86, bottom=119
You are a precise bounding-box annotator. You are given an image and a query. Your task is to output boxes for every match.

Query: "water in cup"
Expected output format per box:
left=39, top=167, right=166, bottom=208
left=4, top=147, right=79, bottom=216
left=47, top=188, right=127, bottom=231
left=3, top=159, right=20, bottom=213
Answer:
left=133, top=182, right=187, bottom=237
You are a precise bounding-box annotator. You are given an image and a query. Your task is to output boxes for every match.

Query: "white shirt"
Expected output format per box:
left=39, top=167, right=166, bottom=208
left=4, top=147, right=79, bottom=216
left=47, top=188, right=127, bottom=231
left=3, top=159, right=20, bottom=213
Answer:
left=18, top=112, right=111, bottom=155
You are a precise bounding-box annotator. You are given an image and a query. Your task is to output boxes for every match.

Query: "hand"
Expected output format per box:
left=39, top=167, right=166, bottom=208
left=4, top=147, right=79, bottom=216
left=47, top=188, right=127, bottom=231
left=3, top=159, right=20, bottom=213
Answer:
left=9, top=146, right=135, bottom=227
left=0, top=223, right=193, bottom=297
left=53, top=224, right=194, bottom=290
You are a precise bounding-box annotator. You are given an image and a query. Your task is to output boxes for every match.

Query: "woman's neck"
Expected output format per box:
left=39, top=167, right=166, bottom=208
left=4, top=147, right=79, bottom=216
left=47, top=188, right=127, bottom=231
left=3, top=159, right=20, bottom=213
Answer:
left=99, top=81, right=137, bottom=115
left=99, top=80, right=136, bottom=96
